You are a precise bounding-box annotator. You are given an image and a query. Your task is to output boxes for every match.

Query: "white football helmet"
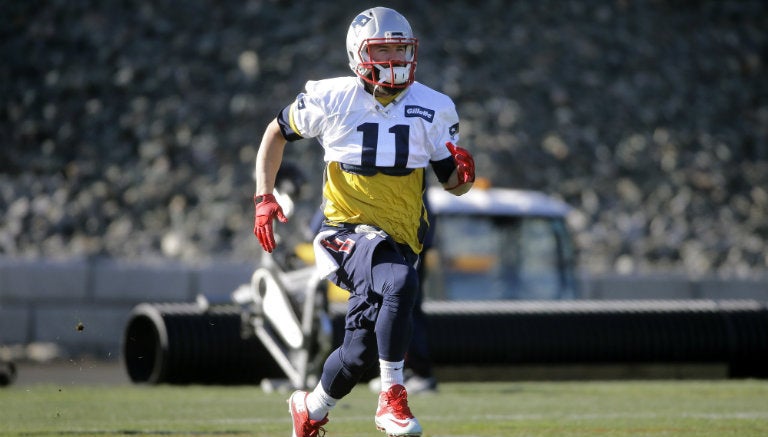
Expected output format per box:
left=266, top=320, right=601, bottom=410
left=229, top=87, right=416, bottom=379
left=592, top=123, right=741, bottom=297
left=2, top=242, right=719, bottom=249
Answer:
left=346, top=7, right=418, bottom=90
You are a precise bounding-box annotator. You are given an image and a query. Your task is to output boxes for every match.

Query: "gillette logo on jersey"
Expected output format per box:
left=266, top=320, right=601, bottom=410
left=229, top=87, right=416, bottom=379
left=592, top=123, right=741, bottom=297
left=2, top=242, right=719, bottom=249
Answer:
left=404, top=105, right=435, bottom=122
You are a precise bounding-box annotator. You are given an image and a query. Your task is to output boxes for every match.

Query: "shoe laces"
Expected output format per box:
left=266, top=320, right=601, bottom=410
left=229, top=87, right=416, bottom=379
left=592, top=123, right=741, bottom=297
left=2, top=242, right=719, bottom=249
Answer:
left=304, top=416, right=328, bottom=437
left=384, top=385, right=414, bottom=419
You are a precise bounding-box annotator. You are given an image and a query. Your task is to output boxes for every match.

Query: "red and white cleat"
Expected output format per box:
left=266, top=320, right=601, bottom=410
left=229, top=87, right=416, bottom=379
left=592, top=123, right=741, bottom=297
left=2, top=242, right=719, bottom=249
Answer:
left=288, top=390, right=329, bottom=437
left=375, top=384, right=422, bottom=436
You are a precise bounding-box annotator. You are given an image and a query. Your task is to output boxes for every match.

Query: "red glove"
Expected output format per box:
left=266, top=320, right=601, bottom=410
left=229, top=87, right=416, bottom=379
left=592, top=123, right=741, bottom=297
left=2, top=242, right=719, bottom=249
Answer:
left=253, top=193, right=288, bottom=253
left=446, top=142, right=475, bottom=187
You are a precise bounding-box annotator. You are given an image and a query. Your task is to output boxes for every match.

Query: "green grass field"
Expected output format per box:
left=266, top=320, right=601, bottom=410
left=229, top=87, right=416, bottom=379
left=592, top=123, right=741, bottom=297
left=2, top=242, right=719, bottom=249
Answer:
left=2, top=380, right=767, bottom=436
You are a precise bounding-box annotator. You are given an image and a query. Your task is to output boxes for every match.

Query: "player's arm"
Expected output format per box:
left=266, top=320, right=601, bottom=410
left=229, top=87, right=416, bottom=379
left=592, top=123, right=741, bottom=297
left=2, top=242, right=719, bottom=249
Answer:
left=253, top=104, right=300, bottom=252
left=431, top=142, right=475, bottom=196
left=255, top=118, right=287, bottom=197
left=430, top=104, right=474, bottom=195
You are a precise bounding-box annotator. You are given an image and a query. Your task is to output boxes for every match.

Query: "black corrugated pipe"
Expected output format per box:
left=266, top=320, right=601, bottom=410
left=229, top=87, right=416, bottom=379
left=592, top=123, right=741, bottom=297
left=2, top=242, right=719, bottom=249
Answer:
left=127, top=299, right=768, bottom=384
left=123, top=303, right=282, bottom=384
left=419, top=300, right=768, bottom=378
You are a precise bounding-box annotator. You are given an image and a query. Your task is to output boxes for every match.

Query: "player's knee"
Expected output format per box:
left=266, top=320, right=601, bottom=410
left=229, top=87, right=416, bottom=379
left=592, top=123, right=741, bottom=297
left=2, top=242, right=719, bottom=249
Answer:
left=339, top=341, right=378, bottom=374
left=381, top=264, right=418, bottom=309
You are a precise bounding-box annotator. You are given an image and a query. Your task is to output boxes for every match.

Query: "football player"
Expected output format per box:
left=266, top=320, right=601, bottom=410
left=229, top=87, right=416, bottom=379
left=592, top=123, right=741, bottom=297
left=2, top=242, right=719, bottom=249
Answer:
left=253, top=6, right=475, bottom=437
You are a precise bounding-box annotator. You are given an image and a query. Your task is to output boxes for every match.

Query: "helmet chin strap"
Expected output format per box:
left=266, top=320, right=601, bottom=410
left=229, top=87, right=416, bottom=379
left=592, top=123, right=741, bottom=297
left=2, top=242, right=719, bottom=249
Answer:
left=374, top=64, right=411, bottom=85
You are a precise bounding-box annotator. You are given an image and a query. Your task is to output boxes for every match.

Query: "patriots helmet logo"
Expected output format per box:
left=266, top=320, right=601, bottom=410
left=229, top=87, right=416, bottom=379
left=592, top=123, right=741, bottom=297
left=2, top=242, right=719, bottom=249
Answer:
left=351, top=14, right=371, bottom=30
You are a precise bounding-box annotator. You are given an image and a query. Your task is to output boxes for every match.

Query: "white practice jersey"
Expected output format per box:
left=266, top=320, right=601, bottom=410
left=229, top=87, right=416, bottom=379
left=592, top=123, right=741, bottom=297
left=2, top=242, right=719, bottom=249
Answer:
left=282, top=76, right=461, bottom=254
left=286, top=76, right=459, bottom=168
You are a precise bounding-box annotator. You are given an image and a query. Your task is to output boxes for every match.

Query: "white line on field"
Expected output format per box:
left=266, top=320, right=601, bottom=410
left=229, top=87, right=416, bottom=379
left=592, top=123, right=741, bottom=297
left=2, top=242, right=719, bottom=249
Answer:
left=455, top=412, right=768, bottom=421
left=204, top=410, right=768, bottom=425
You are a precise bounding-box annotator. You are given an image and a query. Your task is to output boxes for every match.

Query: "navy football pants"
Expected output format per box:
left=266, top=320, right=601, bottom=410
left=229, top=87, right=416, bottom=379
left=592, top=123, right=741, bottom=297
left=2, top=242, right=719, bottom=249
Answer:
left=320, top=242, right=419, bottom=399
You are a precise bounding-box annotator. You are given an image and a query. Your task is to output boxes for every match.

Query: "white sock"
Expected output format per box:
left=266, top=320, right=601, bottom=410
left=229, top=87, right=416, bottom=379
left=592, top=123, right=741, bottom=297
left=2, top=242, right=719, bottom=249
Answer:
left=379, top=359, right=405, bottom=391
left=305, top=383, right=337, bottom=421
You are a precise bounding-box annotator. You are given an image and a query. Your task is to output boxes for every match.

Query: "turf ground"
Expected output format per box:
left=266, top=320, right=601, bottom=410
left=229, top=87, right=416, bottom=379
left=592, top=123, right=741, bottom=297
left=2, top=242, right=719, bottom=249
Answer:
left=2, top=379, right=767, bottom=436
